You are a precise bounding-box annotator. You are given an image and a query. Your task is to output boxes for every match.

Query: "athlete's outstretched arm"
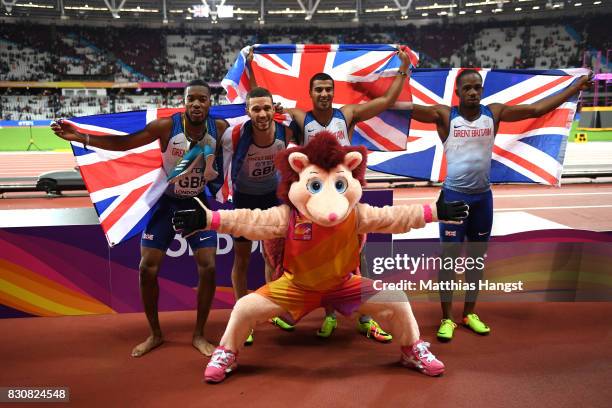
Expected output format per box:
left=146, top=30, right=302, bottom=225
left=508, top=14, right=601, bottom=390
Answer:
left=245, top=47, right=258, bottom=90
left=344, top=48, right=411, bottom=124
left=489, top=73, right=592, bottom=123
left=51, top=118, right=172, bottom=151
left=409, top=104, right=450, bottom=124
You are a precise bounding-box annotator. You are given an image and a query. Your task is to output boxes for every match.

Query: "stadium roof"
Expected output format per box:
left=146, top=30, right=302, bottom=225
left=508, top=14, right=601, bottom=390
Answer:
left=0, top=0, right=609, bottom=26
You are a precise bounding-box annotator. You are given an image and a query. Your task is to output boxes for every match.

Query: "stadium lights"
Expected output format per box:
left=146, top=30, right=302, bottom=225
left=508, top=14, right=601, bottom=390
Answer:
left=64, top=5, right=157, bottom=13
left=317, top=8, right=357, bottom=14
left=234, top=8, right=257, bottom=14
left=416, top=3, right=457, bottom=10
left=12, top=3, right=54, bottom=8
left=65, top=6, right=107, bottom=11
left=574, top=2, right=582, bottom=6
left=593, top=1, right=601, bottom=4
left=515, top=7, right=522, bottom=10
left=268, top=8, right=305, bottom=14
left=169, top=10, right=184, bottom=13
left=459, top=10, right=466, bottom=14
left=475, top=9, right=483, bottom=13
left=365, top=6, right=400, bottom=12
left=533, top=5, right=540, bottom=9
left=422, top=12, right=428, bottom=16
left=121, top=8, right=158, bottom=13
left=465, top=0, right=509, bottom=6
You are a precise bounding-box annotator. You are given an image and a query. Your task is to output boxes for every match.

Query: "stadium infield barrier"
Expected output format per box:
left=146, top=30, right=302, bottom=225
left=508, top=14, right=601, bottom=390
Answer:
left=1, top=119, right=611, bottom=152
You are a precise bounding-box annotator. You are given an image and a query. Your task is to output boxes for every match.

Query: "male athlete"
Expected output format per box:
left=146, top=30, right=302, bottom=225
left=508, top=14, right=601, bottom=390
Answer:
left=51, top=79, right=228, bottom=357
left=408, top=69, right=592, bottom=340
left=221, top=87, right=295, bottom=345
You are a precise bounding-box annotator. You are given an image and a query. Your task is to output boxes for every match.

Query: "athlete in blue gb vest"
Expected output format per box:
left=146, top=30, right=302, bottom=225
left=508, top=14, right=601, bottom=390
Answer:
left=51, top=80, right=229, bottom=357
left=409, top=69, right=592, bottom=341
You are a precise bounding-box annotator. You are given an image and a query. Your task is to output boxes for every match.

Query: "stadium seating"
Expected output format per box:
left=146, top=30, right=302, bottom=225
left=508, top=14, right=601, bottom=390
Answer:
left=0, top=15, right=608, bottom=120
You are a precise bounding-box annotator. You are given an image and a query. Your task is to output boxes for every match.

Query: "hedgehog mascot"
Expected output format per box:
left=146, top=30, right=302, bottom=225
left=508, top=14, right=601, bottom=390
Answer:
left=172, top=131, right=469, bottom=383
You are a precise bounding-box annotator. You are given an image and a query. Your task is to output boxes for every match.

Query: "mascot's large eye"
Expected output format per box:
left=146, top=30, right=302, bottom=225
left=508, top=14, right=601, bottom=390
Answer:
left=334, top=177, right=348, bottom=193
left=307, top=179, right=323, bottom=194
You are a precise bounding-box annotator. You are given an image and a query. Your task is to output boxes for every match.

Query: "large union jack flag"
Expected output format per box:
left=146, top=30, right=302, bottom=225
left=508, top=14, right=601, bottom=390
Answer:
left=368, top=68, right=589, bottom=185
left=222, top=44, right=419, bottom=151
left=65, top=104, right=247, bottom=247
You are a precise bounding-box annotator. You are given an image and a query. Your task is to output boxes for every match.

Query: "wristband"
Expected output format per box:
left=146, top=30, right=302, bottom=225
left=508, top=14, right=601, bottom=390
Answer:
left=397, top=70, right=408, bottom=77
left=423, top=204, right=433, bottom=223
left=210, top=211, right=221, bottom=230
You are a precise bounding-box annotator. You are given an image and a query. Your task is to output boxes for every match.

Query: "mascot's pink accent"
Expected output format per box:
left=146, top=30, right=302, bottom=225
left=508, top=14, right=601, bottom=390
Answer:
left=423, top=204, right=433, bottom=223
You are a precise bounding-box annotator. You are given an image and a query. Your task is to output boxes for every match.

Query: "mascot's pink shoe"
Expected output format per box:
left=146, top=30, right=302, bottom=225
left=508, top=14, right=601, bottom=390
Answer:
left=401, top=340, right=445, bottom=377
left=204, top=346, right=238, bottom=383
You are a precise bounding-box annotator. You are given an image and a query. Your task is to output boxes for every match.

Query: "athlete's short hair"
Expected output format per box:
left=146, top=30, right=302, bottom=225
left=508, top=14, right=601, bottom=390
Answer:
left=185, top=79, right=211, bottom=93
left=309, top=73, right=334, bottom=91
left=246, top=87, right=273, bottom=105
left=455, top=69, right=482, bottom=88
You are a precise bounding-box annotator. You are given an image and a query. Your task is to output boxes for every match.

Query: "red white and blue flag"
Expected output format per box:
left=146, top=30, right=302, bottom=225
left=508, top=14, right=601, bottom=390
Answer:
left=222, top=44, right=419, bottom=151
left=65, top=105, right=246, bottom=247
left=368, top=68, right=588, bottom=185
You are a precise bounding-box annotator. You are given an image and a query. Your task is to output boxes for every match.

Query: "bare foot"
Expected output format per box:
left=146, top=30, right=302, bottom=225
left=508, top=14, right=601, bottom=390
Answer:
left=131, top=335, right=163, bottom=358
left=192, top=336, right=216, bottom=356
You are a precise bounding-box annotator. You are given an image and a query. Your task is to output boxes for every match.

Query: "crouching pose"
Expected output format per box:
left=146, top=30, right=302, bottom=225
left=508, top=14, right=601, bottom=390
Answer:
left=173, top=132, right=468, bottom=383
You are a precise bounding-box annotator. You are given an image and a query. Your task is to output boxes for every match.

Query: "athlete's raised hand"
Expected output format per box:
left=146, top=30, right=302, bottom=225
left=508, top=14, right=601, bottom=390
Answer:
left=396, top=46, right=410, bottom=70
left=246, top=47, right=254, bottom=65
left=50, top=119, right=84, bottom=142
left=577, top=71, right=594, bottom=91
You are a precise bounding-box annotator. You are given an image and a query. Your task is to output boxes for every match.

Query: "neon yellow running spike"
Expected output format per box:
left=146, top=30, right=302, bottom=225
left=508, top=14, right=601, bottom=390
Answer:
left=244, top=330, right=254, bottom=346
left=358, top=319, right=393, bottom=343
left=269, top=317, right=295, bottom=332
left=317, top=315, right=337, bottom=338
left=437, top=319, right=457, bottom=341
left=463, top=313, right=491, bottom=335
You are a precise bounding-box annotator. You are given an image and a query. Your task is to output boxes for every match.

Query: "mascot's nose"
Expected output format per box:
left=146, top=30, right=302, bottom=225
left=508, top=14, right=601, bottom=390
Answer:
left=328, top=213, right=338, bottom=222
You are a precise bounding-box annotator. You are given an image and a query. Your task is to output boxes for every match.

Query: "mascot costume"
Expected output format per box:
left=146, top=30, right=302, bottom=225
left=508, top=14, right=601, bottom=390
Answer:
left=173, top=132, right=469, bottom=383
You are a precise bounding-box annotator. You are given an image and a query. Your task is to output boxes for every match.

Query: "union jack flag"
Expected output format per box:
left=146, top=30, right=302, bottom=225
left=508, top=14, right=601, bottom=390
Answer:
left=367, top=68, right=589, bottom=185
left=65, top=105, right=247, bottom=247
left=222, top=44, right=419, bottom=151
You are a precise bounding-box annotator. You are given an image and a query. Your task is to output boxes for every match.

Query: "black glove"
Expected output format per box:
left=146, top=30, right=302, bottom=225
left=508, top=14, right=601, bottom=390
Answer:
left=172, top=197, right=209, bottom=238
left=436, top=190, right=469, bottom=222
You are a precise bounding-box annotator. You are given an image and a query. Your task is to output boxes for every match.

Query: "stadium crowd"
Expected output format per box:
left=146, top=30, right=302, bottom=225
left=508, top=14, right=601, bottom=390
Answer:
left=0, top=13, right=609, bottom=120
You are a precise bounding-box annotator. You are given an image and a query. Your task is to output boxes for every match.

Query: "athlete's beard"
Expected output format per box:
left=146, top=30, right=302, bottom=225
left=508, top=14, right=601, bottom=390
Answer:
left=185, top=111, right=204, bottom=126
